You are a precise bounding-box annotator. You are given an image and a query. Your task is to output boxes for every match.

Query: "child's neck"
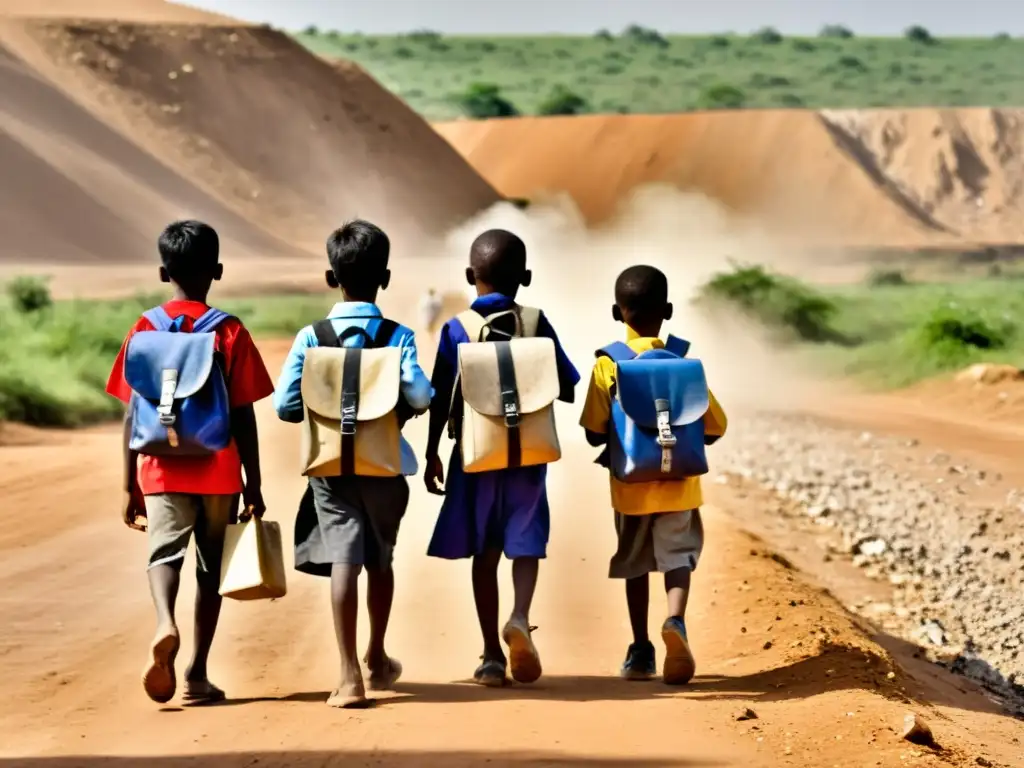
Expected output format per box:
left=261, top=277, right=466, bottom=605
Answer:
left=628, top=323, right=662, bottom=339
left=172, top=286, right=209, bottom=304
left=341, top=289, right=377, bottom=304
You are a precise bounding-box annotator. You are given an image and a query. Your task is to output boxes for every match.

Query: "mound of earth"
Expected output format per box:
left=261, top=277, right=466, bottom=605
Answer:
left=0, top=0, right=238, bottom=23
left=896, top=362, right=1024, bottom=424
left=436, top=111, right=1024, bottom=248
left=0, top=18, right=499, bottom=256
left=820, top=108, right=1024, bottom=243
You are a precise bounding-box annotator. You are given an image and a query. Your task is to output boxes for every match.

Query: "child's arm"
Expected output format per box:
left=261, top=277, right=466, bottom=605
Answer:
left=272, top=329, right=312, bottom=423
left=231, top=404, right=265, bottom=517
left=424, top=324, right=457, bottom=495
left=703, top=389, right=728, bottom=445
left=579, top=362, right=612, bottom=440
left=537, top=313, right=581, bottom=403
left=398, top=328, right=434, bottom=418
left=121, top=408, right=146, bottom=530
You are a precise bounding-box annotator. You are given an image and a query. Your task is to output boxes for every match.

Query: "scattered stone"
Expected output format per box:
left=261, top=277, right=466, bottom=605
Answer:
left=901, top=713, right=936, bottom=747
left=763, top=641, right=773, bottom=650
left=735, top=707, right=759, bottom=721
left=975, top=757, right=993, bottom=767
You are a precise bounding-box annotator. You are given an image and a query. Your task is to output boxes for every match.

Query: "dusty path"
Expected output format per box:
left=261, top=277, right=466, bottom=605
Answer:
left=0, top=343, right=1020, bottom=768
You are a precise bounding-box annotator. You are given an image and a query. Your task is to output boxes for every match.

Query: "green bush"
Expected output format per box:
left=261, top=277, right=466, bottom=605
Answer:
left=622, top=25, right=669, bottom=48
left=792, top=39, right=816, bottom=52
left=453, top=82, right=519, bottom=118
left=7, top=276, right=53, bottom=313
left=537, top=85, right=590, bottom=115
left=698, top=264, right=841, bottom=342
left=698, top=83, right=746, bottom=109
left=303, top=25, right=319, bottom=36
left=820, top=25, right=854, bottom=39
left=915, top=306, right=1010, bottom=362
left=905, top=25, right=935, bottom=44
left=753, top=27, right=784, bottom=44
left=708, top=35, right=731, bottom=48
left=866, top=268, right=910, bottom=287
left=837, top=55, right=868, bottom=71
left=595, top=29, right=614, bottom=42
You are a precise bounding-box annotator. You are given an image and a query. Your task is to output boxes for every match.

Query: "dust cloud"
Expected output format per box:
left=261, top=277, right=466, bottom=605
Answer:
left=439, top=185, right=827, bottom=414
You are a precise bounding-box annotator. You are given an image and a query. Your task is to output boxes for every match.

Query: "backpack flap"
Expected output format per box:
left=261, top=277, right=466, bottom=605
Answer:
left=610, top=357, right=710, bottom=482
left=125, top=331, right=231, bottom=455
left=457, top=336, right=562, bottom=473
left=300, top=346, right=403, bottom=477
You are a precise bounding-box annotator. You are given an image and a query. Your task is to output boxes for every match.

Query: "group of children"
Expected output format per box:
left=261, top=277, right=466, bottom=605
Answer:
left=108, top=219, right=726, bottom=709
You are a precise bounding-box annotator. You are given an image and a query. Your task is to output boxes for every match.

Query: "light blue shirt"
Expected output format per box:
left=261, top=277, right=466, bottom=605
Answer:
left=273, top=301, right=433, bottom=475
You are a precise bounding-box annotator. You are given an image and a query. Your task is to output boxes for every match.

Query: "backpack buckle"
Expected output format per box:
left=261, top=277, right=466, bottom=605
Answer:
left=501, top=388, right=520, bottom=428
left=157, top=370, right=177, bottom=428
left=340, top=392, right=358, bottom=435
left=654, top=399, right=676, bottom=448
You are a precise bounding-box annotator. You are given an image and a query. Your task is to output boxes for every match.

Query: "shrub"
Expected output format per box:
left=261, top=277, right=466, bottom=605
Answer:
left=537, top=85, right=589, bottom=115
left=406, top=29, right=442, bottom=42
left=453, top=82, right=519, bottom=118
left=595, top=29, right=615, bottom=42
left=709, top=35, right=731, bottom=48
left=7, top=276, right=52, bottom=313
left=905, top=25, right=935, bottom=44
left=394, top=46, right=415, bottom=59
left=866, top=268, right=909, bottom=287
left=303, top=25, right=319, bottom=36
left=777, top=92, right=805, bottom=107
left=916, top=306, right=1010, bottom=359
left=819, top=24, right=854, bottom=38
left=753, top=27, right=783, bottom=44
left=697, top=83, right=746, bottom=109
left=837, top=55, right=867, bottom=71
left=792, top=39, right=816, bottom=52
left=622, top=25, right=669, bottom=47
left=698, top=264, right=840, bottom=343
left=994, top=32, right=1012, bottom=41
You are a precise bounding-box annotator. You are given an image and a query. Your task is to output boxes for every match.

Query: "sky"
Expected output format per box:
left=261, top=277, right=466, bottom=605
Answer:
left=182, top=0, right=1024, bottom=36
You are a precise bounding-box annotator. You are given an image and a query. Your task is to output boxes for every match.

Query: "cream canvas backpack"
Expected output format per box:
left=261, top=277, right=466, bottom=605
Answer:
left=300, top=319, right=404, bottom=477
left=448, top=306, right=562, bottom=473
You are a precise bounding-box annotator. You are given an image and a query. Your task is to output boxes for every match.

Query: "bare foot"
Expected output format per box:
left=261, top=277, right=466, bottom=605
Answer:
left=326, top=680, right=371, bottom=709
left=366, top=657, right=402, bottom=692
left=182, top=679, right=226, bottom=706
left=143, top=626, right=180, bottom=704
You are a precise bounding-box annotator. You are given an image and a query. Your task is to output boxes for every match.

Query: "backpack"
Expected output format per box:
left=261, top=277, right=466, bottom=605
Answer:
left=125, top=306, right=233, bottom=456
left=596, top=335, right=710, bottom=483
left=300, top=317, right=404, bottom=477
left=449, top=305, right=562, bottom=473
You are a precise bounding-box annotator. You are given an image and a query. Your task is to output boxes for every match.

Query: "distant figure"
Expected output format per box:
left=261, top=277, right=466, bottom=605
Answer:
left=418, top=287, right=443, bottom=332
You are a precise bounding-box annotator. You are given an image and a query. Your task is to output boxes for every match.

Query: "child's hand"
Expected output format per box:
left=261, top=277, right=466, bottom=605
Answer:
left=122, top=489, right=147, bottom=531
left=242, top=485, right=266, bottom=519
left=424, top=454, right=445, bottom=496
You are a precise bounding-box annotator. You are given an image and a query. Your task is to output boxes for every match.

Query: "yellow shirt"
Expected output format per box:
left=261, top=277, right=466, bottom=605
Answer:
left=579, top=329, right=728, bottom=515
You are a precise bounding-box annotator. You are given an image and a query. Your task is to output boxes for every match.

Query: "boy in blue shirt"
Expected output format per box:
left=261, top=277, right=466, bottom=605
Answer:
left=274, top=220, right=432, bottom=708
left=424, top=229, right=579, bottom=687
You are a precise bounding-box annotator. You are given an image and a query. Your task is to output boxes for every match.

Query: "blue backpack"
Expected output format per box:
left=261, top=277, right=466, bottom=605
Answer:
left=596, top=335, right=710, bottom=483
left=124, top=306, right=233, bottom=456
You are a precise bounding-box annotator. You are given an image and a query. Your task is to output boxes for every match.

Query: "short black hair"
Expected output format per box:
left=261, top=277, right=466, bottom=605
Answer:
left=158, top=220, right=219, bottom=279
left=470, top=229, right=526, bottom=289
left=614, top=265, right=669, bottom=324
left=327, top=220, right=390, bottom=297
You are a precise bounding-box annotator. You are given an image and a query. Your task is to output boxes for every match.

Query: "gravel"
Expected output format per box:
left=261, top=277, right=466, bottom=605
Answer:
left=716, top=412, right=1024, bottom=711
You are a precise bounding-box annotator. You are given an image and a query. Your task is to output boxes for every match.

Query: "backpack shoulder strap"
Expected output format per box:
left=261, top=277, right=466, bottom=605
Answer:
left=455, top=310, right=488, bottom=343
left=518, top=306, right=541, bottom=337
left=595, top=342, right=637, bottom=363
left=312, top=320, right=340, bottom=348
left=371, top=318, right=399, bottom=348
left=664, top=335, right=691, bottom=357
left=191, top=308, right=231, bottom=334
left=142, top=306, right=173, bottom=331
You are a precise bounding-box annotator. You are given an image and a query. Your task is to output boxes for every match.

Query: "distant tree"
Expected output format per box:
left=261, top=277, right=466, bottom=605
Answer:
left=792, top=39, right=816, bottom=52
left=407, top=29, right=442, bottom=42
left=394, top=46, right=415, bottom=59
left=303, top=25, right=319, bottom=36
left=837, top=55, right=868, bottom=71
left=708, top=35, right=731, bottom=48
left=994, top=32, right=1012, bottom=41
left=453, top=82, right=519, bottom=119
left=819, top=24, right=854, bottom=38
left=904, top=25, right=935, bottom=44
left=537, top=85, right=590, bottom=115
left=698, top=83, right=747, bottom=109
left=595, top=29, right=615, bottom=41
left=753, top=26, right=784, bottom=44
left=622, top=24, right=669, bottom=47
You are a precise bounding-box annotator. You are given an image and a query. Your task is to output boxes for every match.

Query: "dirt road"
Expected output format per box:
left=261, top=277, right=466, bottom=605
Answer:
left=0, top=341, right=1020, bottom=768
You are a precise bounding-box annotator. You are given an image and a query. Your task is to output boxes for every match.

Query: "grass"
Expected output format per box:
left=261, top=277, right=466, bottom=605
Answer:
left=697, top=264, right=1024, bottom=389
left=0, top=290, right=332, bottom=427
left=293, top=30, right=1024, bottom=119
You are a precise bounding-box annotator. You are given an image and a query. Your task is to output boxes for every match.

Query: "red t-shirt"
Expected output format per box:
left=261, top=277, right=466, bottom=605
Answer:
left=106, top=300, right=275, bottom=496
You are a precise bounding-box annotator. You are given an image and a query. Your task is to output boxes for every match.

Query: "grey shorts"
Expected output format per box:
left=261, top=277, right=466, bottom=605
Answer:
left=299, top=475, right=409, bottom=573
left=145, top=493, right=238, bottom=574
left=609, top=509, right=704, bottom=580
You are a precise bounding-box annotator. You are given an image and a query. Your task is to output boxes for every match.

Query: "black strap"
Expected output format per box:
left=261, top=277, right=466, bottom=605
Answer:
left=313, top=320, right=340, bottom=348
left=495, top=341, right=522, bottom=469
left=339, top=348, right=360, bottom=476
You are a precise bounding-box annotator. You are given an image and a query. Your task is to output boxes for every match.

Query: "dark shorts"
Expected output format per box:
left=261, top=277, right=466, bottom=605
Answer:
left=145, top=493, right=238, bottom=575
left=609, top=509, right=704, bottom=580
left=294, top=476, right=409, bottom=576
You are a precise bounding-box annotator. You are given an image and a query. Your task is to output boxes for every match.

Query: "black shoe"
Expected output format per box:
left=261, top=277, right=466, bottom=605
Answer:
left=620, top=640, right=656, bottom=681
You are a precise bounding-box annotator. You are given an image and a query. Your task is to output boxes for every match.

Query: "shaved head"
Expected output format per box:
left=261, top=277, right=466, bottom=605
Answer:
left=468, top=229, right=528, bottom=294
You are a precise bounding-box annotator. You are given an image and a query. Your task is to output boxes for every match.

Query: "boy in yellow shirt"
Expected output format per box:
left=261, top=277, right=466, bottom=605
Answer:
left=579, top=265, right=727, bottom=685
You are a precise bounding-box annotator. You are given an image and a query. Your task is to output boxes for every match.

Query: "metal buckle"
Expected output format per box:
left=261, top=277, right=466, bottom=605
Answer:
left=501, top=389, right=520, bottom=428
left=654, top=400, right=675, bottom=448
left=157, top=370, right=177, bottom=427
left=340, top=393, right=358, bottom=436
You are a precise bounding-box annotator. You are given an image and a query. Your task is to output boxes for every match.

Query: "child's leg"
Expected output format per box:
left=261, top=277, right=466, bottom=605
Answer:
left=362, top=477, right=407, bottom=688
left=610, top=512, right=658, bottom=681
left=472, top=548, right=504, bottom=662
left=142, top=494, right=198, bottom=703
left=510, top=556, right=538, bottom=624
left=652, top=510, right=704, bottom=685
left=365, top=566, right=393, bottom=669
left=331, top=563, right=365, bottom=703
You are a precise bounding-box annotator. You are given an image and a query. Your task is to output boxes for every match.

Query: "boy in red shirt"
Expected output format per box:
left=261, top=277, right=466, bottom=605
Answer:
left=106, top=221, right=274, bottom=705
